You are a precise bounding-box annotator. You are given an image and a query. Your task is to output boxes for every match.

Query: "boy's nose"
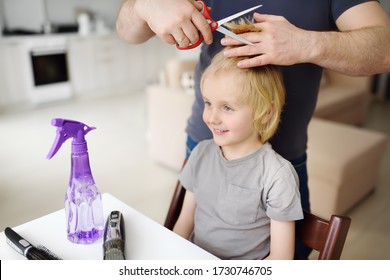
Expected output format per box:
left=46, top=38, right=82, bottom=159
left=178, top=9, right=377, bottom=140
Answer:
left=207, top=109, right=221, bottom=124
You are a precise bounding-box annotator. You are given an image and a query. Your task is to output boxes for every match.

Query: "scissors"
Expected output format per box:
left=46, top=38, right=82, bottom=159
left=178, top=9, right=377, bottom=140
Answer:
left=177, top=0, right=262, bottom=50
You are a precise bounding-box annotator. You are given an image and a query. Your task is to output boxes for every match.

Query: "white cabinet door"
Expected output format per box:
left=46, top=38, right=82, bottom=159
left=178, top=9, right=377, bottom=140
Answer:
left=68, top=35, right=134, bottom=95
left=68, top=35, right=177, bottom=96
left=0, top=41, right=30, bottom=107
left=92, top=36, right=129, bottom=90
left=67, top=37, right=96, bottom=94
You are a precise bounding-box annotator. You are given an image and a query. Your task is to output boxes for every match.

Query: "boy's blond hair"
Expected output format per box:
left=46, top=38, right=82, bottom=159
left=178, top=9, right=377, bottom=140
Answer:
left=200, top=21, right=285, bottom=143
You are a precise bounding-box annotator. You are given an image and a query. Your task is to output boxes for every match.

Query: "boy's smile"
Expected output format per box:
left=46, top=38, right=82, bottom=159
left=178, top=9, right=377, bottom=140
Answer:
left=212, top=128, right=229, bottom=136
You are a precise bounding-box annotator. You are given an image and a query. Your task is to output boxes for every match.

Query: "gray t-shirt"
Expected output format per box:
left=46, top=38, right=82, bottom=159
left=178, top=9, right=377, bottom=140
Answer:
left=178, top=140, right=303, bottom=260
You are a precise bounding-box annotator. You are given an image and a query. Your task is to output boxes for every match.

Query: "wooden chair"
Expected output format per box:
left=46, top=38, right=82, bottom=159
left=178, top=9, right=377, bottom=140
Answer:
left=164, top=182, right=352, bottom=260
left=164, top=181, right=187, bottom=230
left=164, top=159, right=188, bottom=231
left=295, top=210, right=351, bottom=260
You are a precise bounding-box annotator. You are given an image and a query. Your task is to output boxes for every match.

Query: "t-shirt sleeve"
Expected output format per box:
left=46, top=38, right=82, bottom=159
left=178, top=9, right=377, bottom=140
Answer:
left=264, top=162, right=304, bottom=222
left=331, top=0, right=378, bottom=21
left=178, top=143, right=203, bottom=193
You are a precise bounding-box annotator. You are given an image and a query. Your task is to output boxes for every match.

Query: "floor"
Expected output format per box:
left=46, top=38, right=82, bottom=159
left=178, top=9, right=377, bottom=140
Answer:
left=0, top=91, right=389, bottom=260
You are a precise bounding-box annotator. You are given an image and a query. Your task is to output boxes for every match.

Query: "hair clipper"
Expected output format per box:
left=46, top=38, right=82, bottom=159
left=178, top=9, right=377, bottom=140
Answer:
left=103, top=210, right=126, bottom=260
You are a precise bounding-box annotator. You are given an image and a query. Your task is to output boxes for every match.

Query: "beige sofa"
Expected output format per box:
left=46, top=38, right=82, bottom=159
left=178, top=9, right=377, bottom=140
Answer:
left=146, top=58, right=387, bottom=218
left=307, top=118, right=387, bottom=217
left=314, top=70, right=372, bottom=125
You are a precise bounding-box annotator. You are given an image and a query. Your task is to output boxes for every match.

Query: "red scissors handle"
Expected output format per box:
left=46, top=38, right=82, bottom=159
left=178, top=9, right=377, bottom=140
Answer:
left=177, top=0, right=217, bottom=50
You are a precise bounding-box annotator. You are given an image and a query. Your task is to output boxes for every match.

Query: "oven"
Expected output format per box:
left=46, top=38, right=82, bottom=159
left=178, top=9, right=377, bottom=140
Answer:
left=31, top=48, right=69, bottom=86
left=27, top=37, right=72, bottom=104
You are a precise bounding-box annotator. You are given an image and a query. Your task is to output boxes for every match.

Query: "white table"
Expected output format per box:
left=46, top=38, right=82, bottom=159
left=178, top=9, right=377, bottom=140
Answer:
left=0, top=193, right=217, bottom=260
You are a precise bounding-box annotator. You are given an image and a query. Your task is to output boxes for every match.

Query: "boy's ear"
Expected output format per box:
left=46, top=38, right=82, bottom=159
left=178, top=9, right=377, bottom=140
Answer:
left=260, top=104, right=275, bottom=124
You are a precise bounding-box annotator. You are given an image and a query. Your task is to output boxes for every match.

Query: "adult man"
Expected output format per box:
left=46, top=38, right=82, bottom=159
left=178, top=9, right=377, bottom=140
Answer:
left=116, top=0, right=390, bottom=257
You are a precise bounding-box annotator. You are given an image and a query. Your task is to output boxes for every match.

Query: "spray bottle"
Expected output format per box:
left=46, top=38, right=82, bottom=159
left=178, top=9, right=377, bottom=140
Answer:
left=47, top=118, right=104, bottom=244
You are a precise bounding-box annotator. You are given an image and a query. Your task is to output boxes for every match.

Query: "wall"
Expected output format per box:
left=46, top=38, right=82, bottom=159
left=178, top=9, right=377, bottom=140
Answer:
left=2, top=0, right=45, bottom=32
left=1, top=0, right=390, bottom=33
left=45, top=0, right=123, bottom=28
left=0, top=0, right=4, bottom=33
left=0, top=0, right=123, bottom=32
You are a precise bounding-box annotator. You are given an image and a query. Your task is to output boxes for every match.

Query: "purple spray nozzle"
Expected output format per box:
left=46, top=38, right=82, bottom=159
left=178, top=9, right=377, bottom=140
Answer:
left=47, top=118, right=96, bottom=159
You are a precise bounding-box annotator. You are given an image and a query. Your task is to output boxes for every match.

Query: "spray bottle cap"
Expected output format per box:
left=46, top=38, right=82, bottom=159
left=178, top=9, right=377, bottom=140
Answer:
left=47, top=118, right=96, bottom=159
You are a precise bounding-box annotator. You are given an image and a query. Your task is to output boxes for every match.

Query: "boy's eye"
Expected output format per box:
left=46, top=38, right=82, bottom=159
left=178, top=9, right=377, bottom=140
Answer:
left=223, top=105, right=233, bottom=112
left=204, top=100, right=211, bottom=107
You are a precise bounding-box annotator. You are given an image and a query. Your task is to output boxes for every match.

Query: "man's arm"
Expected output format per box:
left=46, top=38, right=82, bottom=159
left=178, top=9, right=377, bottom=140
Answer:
left=310, top=1, right=390, bottom=75
left=116, top=0, right=212, bottom=47
left=222, top=2, right=390, bottom=76
left=116, top=0, right=154, bottom=44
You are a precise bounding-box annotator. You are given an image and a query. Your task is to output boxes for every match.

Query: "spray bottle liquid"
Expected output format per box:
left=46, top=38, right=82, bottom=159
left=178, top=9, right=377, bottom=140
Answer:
left=47, top=118, right=104, bottom=244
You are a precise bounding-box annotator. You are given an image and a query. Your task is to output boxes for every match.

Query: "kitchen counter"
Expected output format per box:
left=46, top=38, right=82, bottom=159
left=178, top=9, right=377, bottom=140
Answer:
left=0, top=31, right=116, bottom=45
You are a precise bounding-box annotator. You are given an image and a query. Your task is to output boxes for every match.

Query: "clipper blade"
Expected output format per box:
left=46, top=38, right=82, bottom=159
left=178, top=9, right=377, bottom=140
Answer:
left=103, top=241, right=125, bottom=260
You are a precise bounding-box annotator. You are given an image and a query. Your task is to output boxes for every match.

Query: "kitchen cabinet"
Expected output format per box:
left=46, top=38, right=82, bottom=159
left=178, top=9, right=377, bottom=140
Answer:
left=0, top=40, right=30, bottom=107
left=0, top=33, right=177, bottom=109
left=67, top=34, right=177, bottom=96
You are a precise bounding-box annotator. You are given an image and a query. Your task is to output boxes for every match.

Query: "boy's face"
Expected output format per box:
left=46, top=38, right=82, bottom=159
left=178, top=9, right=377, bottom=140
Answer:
left=202, top=70, right=261, bottom=158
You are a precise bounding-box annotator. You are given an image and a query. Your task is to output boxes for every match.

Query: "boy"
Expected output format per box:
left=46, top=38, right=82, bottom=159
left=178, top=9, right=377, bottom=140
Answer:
left=173, top=26, right=303, bottom=259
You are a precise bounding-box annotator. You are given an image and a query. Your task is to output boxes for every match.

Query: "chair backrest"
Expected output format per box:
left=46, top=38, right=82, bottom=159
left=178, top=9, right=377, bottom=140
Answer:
left=295, top=211, right=351, bottom=260
left=164, top=158, right=188, bottom=230
left=164, top=183, right=351, bottom=260
left=164, top=181, right=186, bottom=230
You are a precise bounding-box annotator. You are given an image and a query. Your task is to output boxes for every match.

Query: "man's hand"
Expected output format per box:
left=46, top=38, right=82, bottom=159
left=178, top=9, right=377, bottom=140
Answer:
left=221, top=13, right=312, bottom=68
left=117, top=0, right=213, bottom=47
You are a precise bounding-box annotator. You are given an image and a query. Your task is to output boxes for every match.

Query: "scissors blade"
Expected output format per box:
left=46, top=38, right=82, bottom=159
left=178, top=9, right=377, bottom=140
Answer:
left=217, top=5, right=262, bottom=26
left=217, top=26, right=254, bottom=45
